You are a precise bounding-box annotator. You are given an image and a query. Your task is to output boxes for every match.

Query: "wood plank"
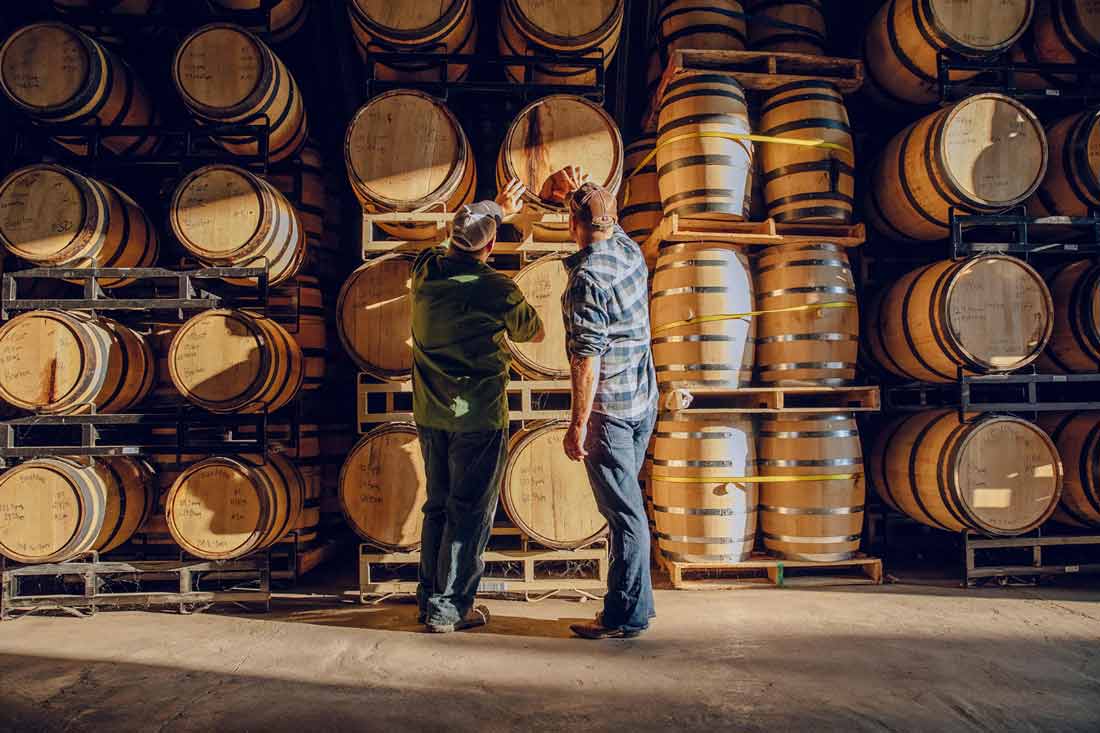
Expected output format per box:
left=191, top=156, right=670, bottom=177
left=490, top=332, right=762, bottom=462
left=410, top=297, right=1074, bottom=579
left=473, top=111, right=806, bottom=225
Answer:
left=662, top=554, right=884, bottom=591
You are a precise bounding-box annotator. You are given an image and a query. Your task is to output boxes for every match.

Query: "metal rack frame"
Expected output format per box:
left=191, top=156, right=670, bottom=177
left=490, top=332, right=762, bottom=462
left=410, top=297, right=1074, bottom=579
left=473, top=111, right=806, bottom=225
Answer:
left=881, top=370, right=1100, bottom=417
left=949, top=208, right=1100, bottom=259
left=937, top=51, right=1100, bottom=104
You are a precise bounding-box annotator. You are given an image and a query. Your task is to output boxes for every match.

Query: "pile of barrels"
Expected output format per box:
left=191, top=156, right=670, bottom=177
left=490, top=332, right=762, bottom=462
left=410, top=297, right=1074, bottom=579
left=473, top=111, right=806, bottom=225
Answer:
left=0, top=17, right=339, bottom=565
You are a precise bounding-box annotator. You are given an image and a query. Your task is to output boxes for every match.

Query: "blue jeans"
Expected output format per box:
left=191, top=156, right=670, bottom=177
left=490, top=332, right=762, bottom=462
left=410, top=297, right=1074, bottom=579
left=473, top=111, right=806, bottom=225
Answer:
left=582, top=408, right=657, bottom=632
left=416, top=427, right=507, bottom=626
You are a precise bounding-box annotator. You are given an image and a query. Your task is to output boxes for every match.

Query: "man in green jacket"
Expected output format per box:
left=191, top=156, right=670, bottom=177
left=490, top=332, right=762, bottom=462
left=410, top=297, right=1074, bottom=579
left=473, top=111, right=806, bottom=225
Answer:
left=411, top=178, right=544, bottom=633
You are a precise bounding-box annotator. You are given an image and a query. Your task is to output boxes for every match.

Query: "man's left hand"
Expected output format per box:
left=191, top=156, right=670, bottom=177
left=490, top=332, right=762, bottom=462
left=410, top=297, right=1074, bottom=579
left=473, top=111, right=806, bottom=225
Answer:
left=564, top=421, right=589, bottom=461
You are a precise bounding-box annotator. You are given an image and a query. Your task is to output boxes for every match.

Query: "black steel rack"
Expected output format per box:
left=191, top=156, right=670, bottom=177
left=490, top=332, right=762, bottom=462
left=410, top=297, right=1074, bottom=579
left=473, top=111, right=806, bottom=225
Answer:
left=950, top=209, right=1100, bottom=259
left=937, top=52, right=1100, bottom=104
left=881, top=371, right=1100, bottom=416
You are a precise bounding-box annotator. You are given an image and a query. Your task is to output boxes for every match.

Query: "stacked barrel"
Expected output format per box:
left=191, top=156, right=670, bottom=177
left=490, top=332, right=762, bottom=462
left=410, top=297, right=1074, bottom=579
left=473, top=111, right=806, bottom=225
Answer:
left=859, top=0, right=1100, bottom=540
left=338, top=7, right=628, bottom=555
left=0, top=13, right=335, bottom=566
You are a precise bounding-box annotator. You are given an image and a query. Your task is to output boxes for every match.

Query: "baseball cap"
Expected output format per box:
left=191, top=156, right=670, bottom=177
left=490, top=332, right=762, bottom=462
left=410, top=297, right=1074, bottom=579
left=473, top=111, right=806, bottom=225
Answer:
left=451, top=201, right=503, bottom=252
left=567, top=182, right=617, bottom=227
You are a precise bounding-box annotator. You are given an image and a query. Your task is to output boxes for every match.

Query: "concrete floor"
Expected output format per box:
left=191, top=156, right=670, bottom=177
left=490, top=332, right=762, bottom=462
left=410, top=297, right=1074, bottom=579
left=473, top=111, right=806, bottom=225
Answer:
left=1, top=578, right=1098, bottom=732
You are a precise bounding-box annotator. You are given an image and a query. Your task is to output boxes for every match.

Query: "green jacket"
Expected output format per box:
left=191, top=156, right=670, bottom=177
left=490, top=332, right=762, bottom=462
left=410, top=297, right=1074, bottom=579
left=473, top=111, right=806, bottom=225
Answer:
left=411, top=245, right=543, bottom=432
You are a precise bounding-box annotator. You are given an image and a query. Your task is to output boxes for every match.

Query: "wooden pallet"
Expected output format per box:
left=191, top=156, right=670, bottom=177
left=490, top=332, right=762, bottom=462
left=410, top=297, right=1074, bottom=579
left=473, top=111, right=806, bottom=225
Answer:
left=358, top=375, right=572, bottom=427
left=659, top=385, right=881, bottom=414
left=643, top=49, right=865, bottom=131
left=361, top=211, right=578, bottom=258
left=359, top=541, right=608, bottom=602
left=963, top=531, right=1100, bottom=587
left=642, top=215, right=866, bottom=264
left=660, top=553, right=883, bottom=590
left=269, top=539, right=341, bottom=583
left=0, top=557, right=270, bottom=620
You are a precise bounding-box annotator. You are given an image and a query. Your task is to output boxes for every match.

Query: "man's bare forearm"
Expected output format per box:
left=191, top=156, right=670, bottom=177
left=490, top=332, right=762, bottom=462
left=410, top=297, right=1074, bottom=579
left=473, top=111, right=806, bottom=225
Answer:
left=569, top=355, right=599, bottom=428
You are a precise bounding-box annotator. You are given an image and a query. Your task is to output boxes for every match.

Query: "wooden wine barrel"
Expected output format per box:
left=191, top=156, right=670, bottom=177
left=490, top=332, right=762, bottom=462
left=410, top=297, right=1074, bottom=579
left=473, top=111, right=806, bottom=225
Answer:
left=209, top=0, right=310, bottom=43
left=870, top=410, right=1062, bottom=536
left=657, top=1, right=747, bottom=60
left=1011, top=0, right=1100, bottom=86
left=866, top=94, right=1047, bottom=241
left=0, top=22, right=160, bottom=156
left=758, top=413, right=864, bottom=561
left=1038, top=412, right=1100, bottom=528
left=506, top=255, right=570, bottom=380
left=1028, top=110, right=1100, bottom=217
left=1037, top=260, right=1100, bottom=373
left=337, top=253, right=414, bottom=380
left=168, top=309, right=304, bottom=414
left=746, top=0, right=826, bottom=54
left=656, top=71, right=753, bottom=221
left=339, top=423, right=427, bottom=551
left=755, top=244, right=858, bottom=385
left=496, top=94, right=623, bottom=239
left=650, top=244, right=755, bottom=388
left=499, top=0, right=623, bottom=85
left=166, top=452, right=304, bottom=560
left=346, top=90, right=476, bottom=240
left=866, top=257, right=1052, bottom=383
left=619, top=134, right=662, bottom=247
left=502, top=421, right=607, bottom=549
left=170, top=164, right=305, bottom=287
left=0, top=165, right=158, bottom=288
left=173, top=24, right=308, bottom=163
left=0, top=456, right=152, bottom=564
left=349, top=0, right=477, bottom=82
left=758, top=82, right=854, bottom=223
left=0, top=311, right=154, bottom=415
left=863, top=0, right=1034, bottom=105
left=267, top=143, right=325, bottom=248
left=650, top=414, right=757, bottom=562
left=266, top=275, right=326, bottom=390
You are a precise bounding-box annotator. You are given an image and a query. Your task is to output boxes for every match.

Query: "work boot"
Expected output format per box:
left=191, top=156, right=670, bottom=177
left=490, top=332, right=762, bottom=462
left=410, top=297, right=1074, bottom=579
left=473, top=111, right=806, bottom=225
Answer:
left=426, top=604, right=490, bottom=634
left=570, top=612, right=646, bottom=640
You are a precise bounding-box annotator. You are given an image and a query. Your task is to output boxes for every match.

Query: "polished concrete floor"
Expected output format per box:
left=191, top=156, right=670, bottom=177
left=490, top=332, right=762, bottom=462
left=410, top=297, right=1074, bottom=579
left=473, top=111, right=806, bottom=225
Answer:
left=1, top=568, right=1098, bottom=732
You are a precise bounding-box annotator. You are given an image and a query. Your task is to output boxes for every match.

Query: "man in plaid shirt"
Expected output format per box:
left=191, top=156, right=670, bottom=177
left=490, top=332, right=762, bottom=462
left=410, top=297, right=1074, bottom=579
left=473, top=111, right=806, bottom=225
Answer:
left=548, top=167, right=658, bottom=639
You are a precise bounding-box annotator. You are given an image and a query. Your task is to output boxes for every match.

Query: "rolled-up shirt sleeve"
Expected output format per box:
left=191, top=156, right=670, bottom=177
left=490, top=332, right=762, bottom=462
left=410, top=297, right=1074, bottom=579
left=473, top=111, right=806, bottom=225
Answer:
left=564, top=273, right=610, bottom=358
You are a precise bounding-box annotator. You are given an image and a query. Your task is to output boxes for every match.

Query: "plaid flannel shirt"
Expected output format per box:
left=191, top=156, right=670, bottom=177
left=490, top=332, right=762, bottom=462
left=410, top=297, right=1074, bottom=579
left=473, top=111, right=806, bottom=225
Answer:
left=561, top=225, right=657, bottom=421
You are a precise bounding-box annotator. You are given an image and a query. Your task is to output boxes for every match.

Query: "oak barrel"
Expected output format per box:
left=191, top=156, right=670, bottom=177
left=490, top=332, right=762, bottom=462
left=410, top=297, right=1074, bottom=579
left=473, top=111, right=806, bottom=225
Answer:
left=0, top=311, right=154, bottom=415
left=866, top=94, right=1048, bottom=241
left=346, top=90, right=476, bottom=240
left=209, top=0, right=309, bottom=43
left=866, top=257, right=1052, bottom=383
left=656, top=70, right=753, bottom=221
left=337, top=253, right=415, bottom=381
left=1037, top=259, right=1100, bottom=373
left=266, top=275, right=326, bottom=390
left=502, top=421, right=607, bottom=549
left=499, top=0, right=623, bottom=85
left=0, top=22, right=160, bottom=156
left=1028, top=110, right=1100, bottom=217
left=349, top=0, right=477, bottom=81
left=170, top=164, right=305, bottom=287
left=1038, top=412, right=1100, bottom=528
left=1011, top=0, right=1100, bottom=86
left=758, top=413, right=864, bottom=561
left=657, top=1, right=747, bottom=59
left=864, top=0, right=1034, bottom=104
left=755, top=243, right=858, bottom=385
left=0, top=456, right=153, bottom=564
left=758, top=82, right=854, bottom=223
left=870, top=410, right=1062, bottom=536
left=496, top=94, right=622, bottom=239
left=339, top=423, right=427, bottom=551
left=619, top=134, right=662, bottom=246
left=267, top=143, right=325, bottom=245
left=0, top=164, right=158, bottom=288
left=166, top=452, right=304, bottom=560
left=168, top=309, right=304, bottom=414
left=650, top=414, right=757, bottom=562
left=650, top=243, right=755, bottom=388
left=746, top=0, right=826, bottom=54
left=506, top=255, right=570, bottom=380
left=173, top=24, right=308, bottom=163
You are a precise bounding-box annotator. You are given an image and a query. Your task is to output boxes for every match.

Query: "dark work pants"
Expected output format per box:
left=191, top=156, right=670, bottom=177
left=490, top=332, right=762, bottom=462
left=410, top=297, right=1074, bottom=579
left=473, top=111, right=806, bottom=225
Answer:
left=582, top=408, right=658, bottom=633
left=415, top=427, right=508, bottom=626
